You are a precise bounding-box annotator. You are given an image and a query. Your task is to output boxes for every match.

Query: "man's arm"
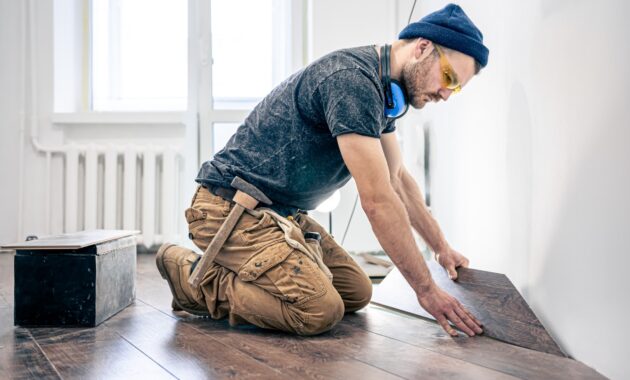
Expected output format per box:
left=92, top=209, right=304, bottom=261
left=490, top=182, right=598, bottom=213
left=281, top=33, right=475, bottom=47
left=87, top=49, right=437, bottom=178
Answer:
left=337, top=133, right=482, bottom=337
left=380, top=133, right=469, bottom=279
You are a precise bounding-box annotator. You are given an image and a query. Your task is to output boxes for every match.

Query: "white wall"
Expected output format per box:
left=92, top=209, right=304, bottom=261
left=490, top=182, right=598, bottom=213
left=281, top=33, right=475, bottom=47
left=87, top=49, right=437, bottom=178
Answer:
left=414, top=1, right=630, bottom=378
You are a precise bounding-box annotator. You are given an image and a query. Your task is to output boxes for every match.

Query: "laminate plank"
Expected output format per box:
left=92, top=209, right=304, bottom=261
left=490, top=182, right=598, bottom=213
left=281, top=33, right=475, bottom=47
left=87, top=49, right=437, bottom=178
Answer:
left=0, top=307, right=61, bottom=379
left=29, top=320, right=176, bottom=379
left=138, top=254, right=514, bottom=379
left=105, top=301, right=294, bottom=379
left=137, top=255, right=408, bottom=379
left=184, top=317, right=406, bottom=380
left=345, top=306, right=606, bottom=380
left=372, top=261, right=566, bottom=356
left=306, top=318, right=516, bottom=380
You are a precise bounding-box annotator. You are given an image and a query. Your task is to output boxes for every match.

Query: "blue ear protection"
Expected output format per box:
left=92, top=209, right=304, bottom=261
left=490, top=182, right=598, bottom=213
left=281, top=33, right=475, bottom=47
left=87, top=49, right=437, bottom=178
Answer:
left=381, top=44, right=409, bottom=119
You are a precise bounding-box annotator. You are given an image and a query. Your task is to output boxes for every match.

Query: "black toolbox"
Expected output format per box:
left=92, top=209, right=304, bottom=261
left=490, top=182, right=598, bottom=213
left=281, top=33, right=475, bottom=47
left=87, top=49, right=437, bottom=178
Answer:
left=2, top=230, right=138, bottom=327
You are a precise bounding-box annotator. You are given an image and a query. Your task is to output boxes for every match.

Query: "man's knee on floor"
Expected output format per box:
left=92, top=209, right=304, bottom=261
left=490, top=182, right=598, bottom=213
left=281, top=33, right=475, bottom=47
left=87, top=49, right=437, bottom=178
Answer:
left=345, top=278, right=373, bottom=313
left=292, top=290, right=344, bottom=336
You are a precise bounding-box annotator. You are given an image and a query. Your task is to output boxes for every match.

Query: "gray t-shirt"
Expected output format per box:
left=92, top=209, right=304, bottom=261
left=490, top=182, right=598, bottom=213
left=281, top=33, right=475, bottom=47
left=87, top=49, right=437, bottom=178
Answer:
left=196, top=45, right=396, bottom=216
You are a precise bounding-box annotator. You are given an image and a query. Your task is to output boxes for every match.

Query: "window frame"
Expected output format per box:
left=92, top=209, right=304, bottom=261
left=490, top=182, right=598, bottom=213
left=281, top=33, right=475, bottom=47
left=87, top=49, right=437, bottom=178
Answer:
left=53, top=0, right=306, bottom=167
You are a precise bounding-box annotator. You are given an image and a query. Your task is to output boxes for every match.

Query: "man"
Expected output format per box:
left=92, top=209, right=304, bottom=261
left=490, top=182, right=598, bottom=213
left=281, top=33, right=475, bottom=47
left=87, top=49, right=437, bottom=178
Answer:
left=156, top=4, right=489, bottom=337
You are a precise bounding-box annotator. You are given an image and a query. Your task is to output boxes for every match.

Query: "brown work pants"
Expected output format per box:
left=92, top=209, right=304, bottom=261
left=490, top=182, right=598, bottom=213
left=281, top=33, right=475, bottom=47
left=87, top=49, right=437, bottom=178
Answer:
left=185, top=186, right=372, bottom=335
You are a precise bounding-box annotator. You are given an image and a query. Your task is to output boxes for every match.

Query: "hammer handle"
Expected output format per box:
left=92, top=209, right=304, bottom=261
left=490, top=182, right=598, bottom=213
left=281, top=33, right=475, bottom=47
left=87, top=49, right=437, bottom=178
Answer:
left=188, top=204, right=245, bottom=288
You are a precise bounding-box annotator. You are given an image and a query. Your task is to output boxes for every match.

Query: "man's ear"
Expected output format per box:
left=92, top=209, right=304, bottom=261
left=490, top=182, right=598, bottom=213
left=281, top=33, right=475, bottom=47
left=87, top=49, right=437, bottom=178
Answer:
left=415, top=38, right=434, bottom=60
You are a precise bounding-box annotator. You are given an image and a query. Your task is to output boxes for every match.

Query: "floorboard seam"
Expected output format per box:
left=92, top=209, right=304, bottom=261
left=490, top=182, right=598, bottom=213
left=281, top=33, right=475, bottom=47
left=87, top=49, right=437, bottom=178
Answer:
left=332, top=346, right=406, bottom=380
left=133, top=298, right=289, bottom=378
left=26, top=328, right=65, bottom=380
left=347, top=312, right=524, bottom=379
left=109, top=328, right=180, bottom=380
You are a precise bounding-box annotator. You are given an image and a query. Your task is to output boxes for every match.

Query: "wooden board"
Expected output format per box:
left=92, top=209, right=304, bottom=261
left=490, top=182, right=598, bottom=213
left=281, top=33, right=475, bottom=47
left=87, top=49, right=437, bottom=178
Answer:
left=1, top=230, right=140, bottom=250
left=349, top=252, right=393, bottom=278
left=372, top=260, right=567, bottom=357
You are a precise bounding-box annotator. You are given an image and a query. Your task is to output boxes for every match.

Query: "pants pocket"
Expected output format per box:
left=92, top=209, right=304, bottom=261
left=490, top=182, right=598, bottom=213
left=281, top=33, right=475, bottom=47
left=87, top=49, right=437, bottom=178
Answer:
left=237, top=246, right=326, bottom=304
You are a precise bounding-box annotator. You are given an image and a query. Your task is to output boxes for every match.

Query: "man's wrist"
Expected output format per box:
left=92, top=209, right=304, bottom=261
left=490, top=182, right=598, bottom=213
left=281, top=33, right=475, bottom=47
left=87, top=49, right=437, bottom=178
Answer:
left=433, top=241, right=450, bottom=255
left=414, top=278, right=436, bottom=296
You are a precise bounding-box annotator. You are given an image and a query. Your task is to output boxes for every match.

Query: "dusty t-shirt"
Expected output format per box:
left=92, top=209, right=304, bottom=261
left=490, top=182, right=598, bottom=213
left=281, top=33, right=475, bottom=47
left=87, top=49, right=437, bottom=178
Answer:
left=196, top=45, right=396, bottom=216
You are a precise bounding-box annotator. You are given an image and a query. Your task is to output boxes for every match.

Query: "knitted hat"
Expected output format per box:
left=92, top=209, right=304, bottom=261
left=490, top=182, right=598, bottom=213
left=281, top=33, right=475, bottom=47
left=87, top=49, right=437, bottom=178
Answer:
left=398, top=3, right=489, bottom=67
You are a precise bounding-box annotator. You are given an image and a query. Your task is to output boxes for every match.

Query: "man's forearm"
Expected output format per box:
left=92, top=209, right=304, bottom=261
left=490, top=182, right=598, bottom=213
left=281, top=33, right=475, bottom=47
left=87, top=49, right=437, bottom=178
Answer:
left=393, top=168, right=449, bottom=253
left=363, top=191, right=435, bottom=294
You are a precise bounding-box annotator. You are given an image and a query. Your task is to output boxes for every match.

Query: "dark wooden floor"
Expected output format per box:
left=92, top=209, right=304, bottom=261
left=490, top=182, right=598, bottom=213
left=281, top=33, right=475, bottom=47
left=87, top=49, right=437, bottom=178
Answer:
left=0, top=252, right=605, bottom=379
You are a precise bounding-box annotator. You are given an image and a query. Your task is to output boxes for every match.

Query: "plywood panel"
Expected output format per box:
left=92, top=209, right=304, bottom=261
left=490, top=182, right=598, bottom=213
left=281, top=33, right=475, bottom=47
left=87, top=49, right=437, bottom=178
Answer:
left=1, top=230, right=139, bottom=250
left=372, top=260, right=566, bottom=356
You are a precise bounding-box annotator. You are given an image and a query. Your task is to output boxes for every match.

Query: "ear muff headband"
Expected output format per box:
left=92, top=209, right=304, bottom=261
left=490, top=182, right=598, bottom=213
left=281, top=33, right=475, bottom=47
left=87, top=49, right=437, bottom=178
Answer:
left=380, top=44, right=409, bottom=119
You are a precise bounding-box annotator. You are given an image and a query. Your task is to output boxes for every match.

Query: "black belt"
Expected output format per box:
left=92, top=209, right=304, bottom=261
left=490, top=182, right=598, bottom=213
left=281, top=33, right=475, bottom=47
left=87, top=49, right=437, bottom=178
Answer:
left=204, top=184, right=304, bottom=218
left=207, top=185, right=236, bottom=203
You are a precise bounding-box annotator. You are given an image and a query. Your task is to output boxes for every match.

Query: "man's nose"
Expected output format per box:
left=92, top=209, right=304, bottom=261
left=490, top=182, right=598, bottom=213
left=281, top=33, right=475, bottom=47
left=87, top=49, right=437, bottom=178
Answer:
left=438, top=88, right=453, bottom=101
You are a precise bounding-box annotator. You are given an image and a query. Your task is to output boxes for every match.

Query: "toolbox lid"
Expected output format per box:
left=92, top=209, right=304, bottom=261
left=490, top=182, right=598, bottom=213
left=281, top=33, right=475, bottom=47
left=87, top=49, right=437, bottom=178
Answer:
left=1, top=230, right=140, bottom=250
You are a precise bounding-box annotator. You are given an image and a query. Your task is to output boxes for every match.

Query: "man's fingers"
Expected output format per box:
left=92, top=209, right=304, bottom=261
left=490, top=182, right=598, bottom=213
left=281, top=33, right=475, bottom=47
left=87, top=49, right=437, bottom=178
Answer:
left=436, top=315, right=458, bottom=337
left=461, top=257, right=470, bottom=268
left=455, top=306, right=483, bottom=334
left=446, top=310, right=475, bottom=337
left=466, top=308, right=483, bottom=328
left=447, top=264, right=458, bottom=280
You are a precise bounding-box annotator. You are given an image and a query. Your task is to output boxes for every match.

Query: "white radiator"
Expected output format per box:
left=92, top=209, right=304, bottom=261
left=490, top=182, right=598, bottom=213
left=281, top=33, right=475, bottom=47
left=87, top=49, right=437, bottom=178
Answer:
left=62, top=145, right=182, bottom=249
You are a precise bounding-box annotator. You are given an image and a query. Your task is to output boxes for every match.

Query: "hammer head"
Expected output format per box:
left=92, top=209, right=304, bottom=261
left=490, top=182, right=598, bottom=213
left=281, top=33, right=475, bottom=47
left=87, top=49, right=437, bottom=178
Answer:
left=231, top=176, right=272, bottom=205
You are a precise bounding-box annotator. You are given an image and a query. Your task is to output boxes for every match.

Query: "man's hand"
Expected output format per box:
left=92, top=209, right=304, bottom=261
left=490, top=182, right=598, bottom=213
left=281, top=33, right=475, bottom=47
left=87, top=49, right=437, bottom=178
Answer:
left=417, top=284, right=483, bottom=337
left=435, top=247, right=469, bottom=280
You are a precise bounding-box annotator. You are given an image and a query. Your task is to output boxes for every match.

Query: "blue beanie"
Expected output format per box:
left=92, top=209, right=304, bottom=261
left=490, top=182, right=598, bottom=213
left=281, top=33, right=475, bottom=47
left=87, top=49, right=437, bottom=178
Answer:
left=398, top=3, right=489, bottom=67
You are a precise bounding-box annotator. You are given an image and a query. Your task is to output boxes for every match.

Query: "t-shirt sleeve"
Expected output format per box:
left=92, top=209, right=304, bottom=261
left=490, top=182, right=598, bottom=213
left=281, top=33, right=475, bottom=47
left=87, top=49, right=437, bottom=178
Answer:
left=383, top=117, right=397, bottom=134
left=314, top=69, right=386, bottom=138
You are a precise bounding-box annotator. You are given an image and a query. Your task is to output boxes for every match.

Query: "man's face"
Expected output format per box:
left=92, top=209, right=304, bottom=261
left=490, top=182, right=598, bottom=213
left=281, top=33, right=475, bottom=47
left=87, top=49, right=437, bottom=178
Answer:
left=401, top=44, right=476, bottom=109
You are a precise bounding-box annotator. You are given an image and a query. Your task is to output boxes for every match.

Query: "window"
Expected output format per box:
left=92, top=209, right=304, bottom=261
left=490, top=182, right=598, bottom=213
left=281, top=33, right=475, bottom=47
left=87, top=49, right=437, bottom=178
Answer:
left=91, top=0, right=188, bottom=111
left=213, top=123, right=240, bottom=153
left=211, top=0, right=294, bottom=109
left=53, top=0, right=303, bottom=164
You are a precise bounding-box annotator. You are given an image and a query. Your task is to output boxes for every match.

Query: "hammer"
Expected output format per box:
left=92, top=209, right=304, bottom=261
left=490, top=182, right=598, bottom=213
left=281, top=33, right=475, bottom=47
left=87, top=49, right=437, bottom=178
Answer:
left=188, top=176, right=272, bottom=288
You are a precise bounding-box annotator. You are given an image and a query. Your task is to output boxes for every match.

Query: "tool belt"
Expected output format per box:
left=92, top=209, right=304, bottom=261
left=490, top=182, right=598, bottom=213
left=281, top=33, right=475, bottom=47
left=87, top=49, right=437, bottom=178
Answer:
left=206, top=184, right=237, bottom=203
left=205, top=184, right=303, bottom=218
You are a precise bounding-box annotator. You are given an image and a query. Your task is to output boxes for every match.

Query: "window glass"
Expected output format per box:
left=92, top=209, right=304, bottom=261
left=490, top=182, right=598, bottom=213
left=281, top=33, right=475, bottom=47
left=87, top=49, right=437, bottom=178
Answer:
left=211, top=0, right=274, bottom=109
left=92, top=0, right=187, bottom=111
left=213, top=123, right=240, bottom=154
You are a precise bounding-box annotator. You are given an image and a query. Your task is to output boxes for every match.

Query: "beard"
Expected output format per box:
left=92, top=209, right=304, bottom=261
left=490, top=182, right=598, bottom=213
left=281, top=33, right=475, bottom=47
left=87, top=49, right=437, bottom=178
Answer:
left=401, top=55, right=438, bottom=109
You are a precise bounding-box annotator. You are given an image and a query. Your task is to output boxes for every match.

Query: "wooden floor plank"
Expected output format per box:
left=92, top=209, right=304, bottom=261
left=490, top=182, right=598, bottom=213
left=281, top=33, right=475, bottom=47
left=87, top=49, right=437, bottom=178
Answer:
left=138, top=255, right=514, bottom=380
left=105, top=301, right=295, bottom=379
left=135, top=260, right=406, bottom=380
left=307, top=318, right=517, bottom=380
left=183, top=315, right=405, bottom=380
left=346, top=306, right=605, bottom=380
left=0, top=251, right=605, bottom=380
left=29, top=321, right=176, bottom=379
left=0, top=307, right=60, bottom=379
left=372, top=261, right=566, bottom=356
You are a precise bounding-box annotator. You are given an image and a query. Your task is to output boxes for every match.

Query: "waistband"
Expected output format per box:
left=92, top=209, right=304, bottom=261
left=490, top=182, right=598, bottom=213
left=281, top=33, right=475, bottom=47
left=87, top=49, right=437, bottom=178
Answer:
left=203, top=184, right=303, bottom=218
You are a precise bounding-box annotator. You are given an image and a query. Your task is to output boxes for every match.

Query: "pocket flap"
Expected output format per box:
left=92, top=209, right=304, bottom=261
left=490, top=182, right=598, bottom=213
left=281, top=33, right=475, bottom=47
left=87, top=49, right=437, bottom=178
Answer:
left=185, top=207, right=207, bottom=223
left=238, top=245, right=293, bottom=282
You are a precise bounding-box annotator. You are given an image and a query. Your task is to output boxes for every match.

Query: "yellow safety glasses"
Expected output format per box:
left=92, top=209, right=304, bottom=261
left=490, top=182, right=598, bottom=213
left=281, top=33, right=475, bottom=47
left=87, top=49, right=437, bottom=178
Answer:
left=435, top=45, right=461, bottom=93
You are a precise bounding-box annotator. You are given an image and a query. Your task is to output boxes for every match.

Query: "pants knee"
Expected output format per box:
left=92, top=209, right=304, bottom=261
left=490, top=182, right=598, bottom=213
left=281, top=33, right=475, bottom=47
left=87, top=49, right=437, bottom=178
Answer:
left=293, top=290, right=344, bottom=336
left=343, top=272, right=372, bottom=313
